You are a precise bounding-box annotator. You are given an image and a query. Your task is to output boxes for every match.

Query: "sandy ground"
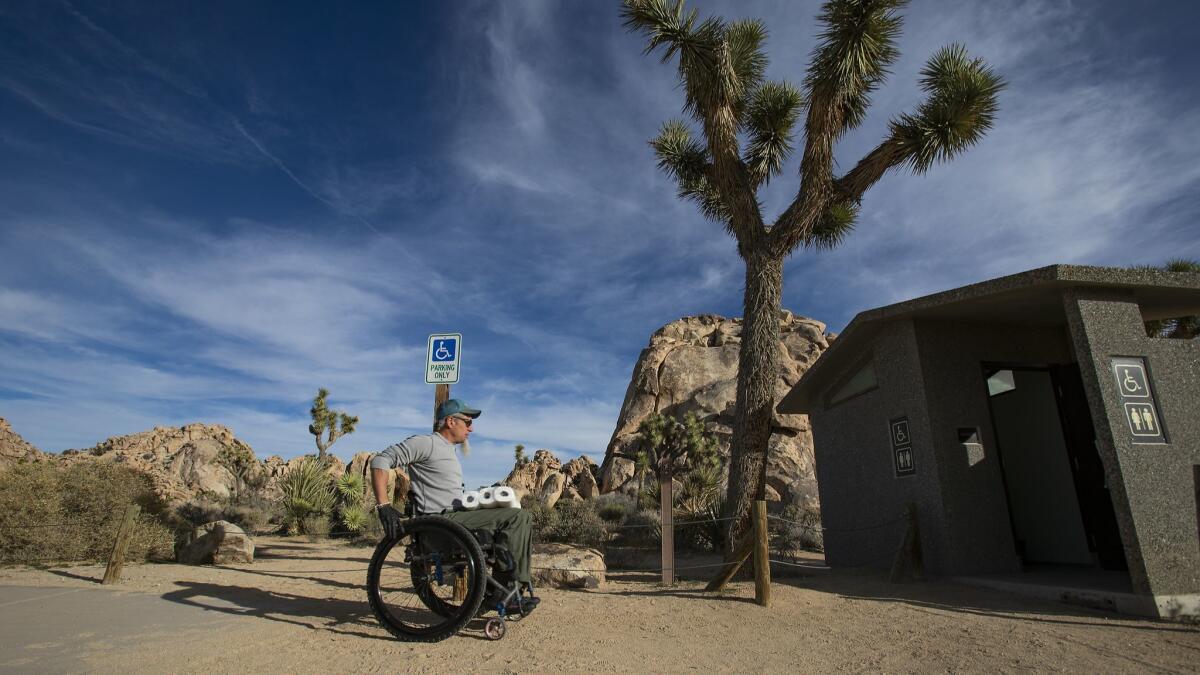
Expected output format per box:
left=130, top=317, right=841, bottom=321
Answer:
left=1, top=536, right=1198, bottom=674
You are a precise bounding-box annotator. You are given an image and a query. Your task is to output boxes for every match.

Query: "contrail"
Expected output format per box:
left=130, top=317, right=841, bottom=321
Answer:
left=232, top=118, right=382, bottom=235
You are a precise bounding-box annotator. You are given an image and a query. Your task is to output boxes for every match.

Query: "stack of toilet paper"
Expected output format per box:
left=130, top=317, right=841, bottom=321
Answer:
left=453, top=486, right=520, bottom=511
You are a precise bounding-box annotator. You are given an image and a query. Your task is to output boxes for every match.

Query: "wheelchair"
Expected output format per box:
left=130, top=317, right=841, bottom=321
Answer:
left=366, top=514, right=536, bottom=642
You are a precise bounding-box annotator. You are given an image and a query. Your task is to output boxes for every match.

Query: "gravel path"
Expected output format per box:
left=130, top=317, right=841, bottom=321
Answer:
left=1, top=537, right=1197, bottom=673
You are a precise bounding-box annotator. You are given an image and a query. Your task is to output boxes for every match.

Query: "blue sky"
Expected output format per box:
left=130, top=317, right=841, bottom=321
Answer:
left=2, top=1, right=1198, bottom=489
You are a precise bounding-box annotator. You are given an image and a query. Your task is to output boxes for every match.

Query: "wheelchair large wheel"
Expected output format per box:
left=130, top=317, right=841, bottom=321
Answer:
left=367, top=516, right=487, bottom=642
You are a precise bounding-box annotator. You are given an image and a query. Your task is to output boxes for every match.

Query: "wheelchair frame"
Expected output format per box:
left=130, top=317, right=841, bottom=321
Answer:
left=366, top=514, right=535, bottom=642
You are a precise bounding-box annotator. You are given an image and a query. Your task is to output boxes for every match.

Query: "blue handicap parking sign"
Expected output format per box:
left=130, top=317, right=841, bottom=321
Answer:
left=431, top=338, right=457, bottom=362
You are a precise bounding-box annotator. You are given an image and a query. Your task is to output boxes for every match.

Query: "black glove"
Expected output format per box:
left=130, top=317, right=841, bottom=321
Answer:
left=376, top=504, right=402, bottom=539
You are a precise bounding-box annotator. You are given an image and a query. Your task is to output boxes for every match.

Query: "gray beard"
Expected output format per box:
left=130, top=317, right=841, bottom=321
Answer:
left=458, top=438, right=470, bottom=457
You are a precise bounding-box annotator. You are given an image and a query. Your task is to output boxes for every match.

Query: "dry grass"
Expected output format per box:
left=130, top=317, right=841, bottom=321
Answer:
left=0, top=461, right=174, bottom=564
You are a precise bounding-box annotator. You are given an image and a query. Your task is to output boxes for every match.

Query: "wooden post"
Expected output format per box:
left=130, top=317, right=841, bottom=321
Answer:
left=889, top=502, right=924, bottom=583
left=660, top=461, right=674, bottom=585
left=752, top=500, right=771, bottom=607
left=434, top=384, right=450, bottom=429
left=453, top=573, right=467, bottom=602
left=704, top=533, right=754, bottom=592
left=102, top=503, right=141, bottom=585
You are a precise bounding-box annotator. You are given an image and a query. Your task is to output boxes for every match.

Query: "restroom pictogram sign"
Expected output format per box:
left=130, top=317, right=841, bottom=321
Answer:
left=1111, top=357, right=1166, bottom=444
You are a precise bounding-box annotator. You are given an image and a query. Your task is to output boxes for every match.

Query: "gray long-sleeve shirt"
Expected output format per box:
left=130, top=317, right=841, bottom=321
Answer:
left=369, top=433, right=463, bottom=514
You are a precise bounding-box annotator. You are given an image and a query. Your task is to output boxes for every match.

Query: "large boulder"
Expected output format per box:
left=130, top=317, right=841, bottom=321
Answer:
left=0, top=417, right=44, bottom=472
left=597, top=312, right=829, bottom=509
left=176, top=520, right=254, bottom=564
left=531, top=543, right=605, bottom=589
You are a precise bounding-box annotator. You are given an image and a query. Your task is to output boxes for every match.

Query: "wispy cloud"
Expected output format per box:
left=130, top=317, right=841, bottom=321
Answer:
left=1, top=0, right=1196, bottom=493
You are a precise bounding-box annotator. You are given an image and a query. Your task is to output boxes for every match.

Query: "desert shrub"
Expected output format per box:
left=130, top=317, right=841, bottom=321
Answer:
left=526, top=499, right=609, bottom=548
left=0, top=462, right=174, bottom=564
left=279, top=458, right=335, bottom=535
left=770, top=502, right=823, bottom=553
left=301, top=513, right=331, bottom=538
left=526, top=500, right=558, bottom=542
left=612, top=507, right=661, bottom=549
left=175, top=496, right=278, bottom=534
left=550, top=499, right=608, bottom=548
left=593, top=492, right=637, bottom=523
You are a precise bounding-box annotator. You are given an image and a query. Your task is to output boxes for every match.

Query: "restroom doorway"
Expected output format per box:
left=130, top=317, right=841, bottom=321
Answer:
left=985, top=365, right=1127, bottom=569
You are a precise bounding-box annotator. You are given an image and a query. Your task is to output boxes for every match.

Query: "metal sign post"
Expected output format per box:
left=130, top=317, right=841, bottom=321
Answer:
left=427, top=333, right=461, bottom=427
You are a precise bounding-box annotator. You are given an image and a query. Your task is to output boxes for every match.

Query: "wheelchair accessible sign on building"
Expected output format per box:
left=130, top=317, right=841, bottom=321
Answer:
left=426, top=333, right=461, bottom=384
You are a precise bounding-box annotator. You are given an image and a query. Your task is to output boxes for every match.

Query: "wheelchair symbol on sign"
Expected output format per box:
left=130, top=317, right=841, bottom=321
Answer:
left=1120, top=369, right=1142, bottom=395
left=432, top=340, right=456, bottom=362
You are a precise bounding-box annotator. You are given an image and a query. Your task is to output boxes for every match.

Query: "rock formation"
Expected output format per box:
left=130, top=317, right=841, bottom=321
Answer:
left=54, top=423, right=344, bottom=505
left=503, top=450, right=599, bottom=507
left=598, top=312, right=829, bottom=509
left=58, top=423, right=255, bottom=503
left=531, top=543, right=605, bottom=589
left=176, top=520, right=255, bottom=564
left=0, top=417, right=44, bottom=471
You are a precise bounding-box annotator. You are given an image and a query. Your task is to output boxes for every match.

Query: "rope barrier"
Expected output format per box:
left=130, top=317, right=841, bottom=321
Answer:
left=605, top=515, right=737, bottom=529
left=767, top=512, right=902, bottom=534
left=0, top=519, right=115, bottom=530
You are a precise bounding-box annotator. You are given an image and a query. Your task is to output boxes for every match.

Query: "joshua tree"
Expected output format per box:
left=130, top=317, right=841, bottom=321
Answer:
left=621, top=0, right=1004, bottom=554
left=513, top=444, right=529, bottom=470
left=308, top=387, right=359, bottom=464
left=1133, top=259, right=1200, bottom=339
left=217, top=442, right=263, bottom=502
left=616, top=411, right=721, bottom=491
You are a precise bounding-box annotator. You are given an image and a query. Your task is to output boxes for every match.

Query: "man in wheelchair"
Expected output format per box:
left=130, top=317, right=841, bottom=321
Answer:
left=369, top=399, right=539, bottom=619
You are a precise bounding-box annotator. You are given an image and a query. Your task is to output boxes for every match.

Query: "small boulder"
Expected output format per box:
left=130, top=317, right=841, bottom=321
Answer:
left=531, top=543, right=605, bottom=589
left=176, top=520, right=254, bottom=565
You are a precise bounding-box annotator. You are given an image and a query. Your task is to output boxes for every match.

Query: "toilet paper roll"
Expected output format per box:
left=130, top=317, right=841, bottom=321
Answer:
left=478, top=487, right=496, bottom=508
left=457, top=491, right=481, bottom=511
left=493, top=486, right=520, bottom=509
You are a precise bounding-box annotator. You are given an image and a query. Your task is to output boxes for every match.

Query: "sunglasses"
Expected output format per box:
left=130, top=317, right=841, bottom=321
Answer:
left=453, top=416, right=474, bottom=427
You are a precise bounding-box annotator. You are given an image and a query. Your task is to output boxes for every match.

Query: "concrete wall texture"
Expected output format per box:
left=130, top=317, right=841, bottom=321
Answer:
left=1064, top=289, right=1200, bottom=597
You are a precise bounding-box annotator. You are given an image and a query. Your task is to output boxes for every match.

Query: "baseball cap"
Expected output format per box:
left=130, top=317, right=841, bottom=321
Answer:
left=437, top=399, right=482, bottom=421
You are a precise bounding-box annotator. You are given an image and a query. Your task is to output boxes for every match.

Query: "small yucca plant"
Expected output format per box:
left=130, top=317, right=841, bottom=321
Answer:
left=339, top=504, right=369, bottom=534
left=279, top=458, right=335, bottom=535
left=336, top=473, right=364, bottom=503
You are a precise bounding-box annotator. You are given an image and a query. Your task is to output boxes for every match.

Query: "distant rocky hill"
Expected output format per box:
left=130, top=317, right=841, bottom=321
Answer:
left=598, top=312, right=831, bottom=509
left=0, top=417, right=44, bottom=470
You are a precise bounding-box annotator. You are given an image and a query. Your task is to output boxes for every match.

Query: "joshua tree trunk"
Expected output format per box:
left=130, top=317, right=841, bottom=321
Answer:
left=724, top=248, right=783, bottom=550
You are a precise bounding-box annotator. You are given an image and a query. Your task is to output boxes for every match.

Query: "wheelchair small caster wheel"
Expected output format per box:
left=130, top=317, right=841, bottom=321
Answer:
left=484, top=618, right=506, bottom=640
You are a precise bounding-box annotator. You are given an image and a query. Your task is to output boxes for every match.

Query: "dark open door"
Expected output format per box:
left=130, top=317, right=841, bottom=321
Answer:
left=1052, top=363, right=1127, bottom=570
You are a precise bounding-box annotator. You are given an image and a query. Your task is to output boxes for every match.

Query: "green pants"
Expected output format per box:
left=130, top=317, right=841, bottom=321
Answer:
left=443, top=507, right=533, bottom=585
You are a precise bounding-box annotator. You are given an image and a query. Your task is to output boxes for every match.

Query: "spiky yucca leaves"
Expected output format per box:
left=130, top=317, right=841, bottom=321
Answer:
left=1134, top=259, right=1200, bottom=338
left=308, top=388, right=359, bottom=464
left=336, top=473, right=364, bottom=503
left=280, top=457, right=335, bottom=535
left=805, top=0, right=905, bottom=136
left=890, top=44, right=1004, bottom=173
left=339, top=503, right=369, bottom=534
left=622, top=0, right=1002, bottom=557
